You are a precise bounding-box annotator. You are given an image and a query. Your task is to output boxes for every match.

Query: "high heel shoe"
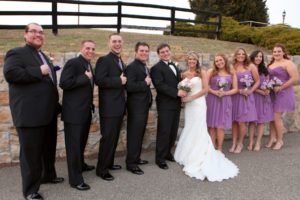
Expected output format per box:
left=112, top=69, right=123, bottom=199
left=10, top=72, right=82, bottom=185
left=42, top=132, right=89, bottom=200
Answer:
left=247, top=144, right=253, bottom=151
left=229, top=145, right=236, bottom=153
left=265, top=138, right=277, bottom=148
left=272, top=141, right=283, bottom=150
left=233, top=144, right=243, bottom=154
left=254, top=143, right=261, bottom=151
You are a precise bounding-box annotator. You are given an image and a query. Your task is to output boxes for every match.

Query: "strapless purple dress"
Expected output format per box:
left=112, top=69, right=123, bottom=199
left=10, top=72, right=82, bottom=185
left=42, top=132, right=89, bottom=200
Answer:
left=232, top=71, right=257, bottom=122
left=254, top=75, right=273, bottom=123
left=268, top=66, right=295, bottom=112
left=206, top=75, right=232, bottom=129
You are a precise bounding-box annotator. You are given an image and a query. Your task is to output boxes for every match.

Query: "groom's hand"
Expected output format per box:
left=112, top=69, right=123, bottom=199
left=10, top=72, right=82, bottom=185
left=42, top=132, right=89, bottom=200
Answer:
left=178, top=90, right=187, bottom=97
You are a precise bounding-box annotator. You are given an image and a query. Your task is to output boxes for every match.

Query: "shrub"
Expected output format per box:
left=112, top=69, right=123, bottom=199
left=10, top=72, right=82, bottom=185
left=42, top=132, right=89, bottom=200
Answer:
left=164, top=17, right=300, bottom=55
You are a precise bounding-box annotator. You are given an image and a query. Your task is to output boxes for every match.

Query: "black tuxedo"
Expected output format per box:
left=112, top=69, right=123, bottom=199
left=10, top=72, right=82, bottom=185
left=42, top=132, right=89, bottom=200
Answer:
left=150, top=60, right=182, bottom=163
left=94, top=52, right=125, bottom=175
left=124, top=59, right=152, bottom=168
left=59, top=55, right=94, bottom=185
left=3, top=44, right=60, bottom=197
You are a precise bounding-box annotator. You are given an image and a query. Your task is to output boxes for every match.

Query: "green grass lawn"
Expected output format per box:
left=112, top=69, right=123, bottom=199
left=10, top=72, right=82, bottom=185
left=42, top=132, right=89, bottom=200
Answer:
left=0, top=28, right=270, bottom=54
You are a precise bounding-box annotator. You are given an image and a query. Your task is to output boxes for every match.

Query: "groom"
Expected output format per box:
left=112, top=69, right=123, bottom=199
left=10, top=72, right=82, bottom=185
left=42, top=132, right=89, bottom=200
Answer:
left=150, top=43, right=186, bottom=170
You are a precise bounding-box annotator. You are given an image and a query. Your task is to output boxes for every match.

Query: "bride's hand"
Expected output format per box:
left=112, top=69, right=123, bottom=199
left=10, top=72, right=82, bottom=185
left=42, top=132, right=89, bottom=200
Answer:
left=182, top=96, right=192, bottom=102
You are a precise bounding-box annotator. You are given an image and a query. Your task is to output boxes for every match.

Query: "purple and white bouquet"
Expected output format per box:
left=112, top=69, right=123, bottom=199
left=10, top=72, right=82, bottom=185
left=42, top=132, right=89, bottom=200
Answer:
left=217, top=77, right=228, bottom=91
left=260, top=79, right=274, bottom=91
left=178, top=79, right=192, bottom=93
left=272, top=76, right=283, bottom=87
left=240, top=74, right=254, bottom=89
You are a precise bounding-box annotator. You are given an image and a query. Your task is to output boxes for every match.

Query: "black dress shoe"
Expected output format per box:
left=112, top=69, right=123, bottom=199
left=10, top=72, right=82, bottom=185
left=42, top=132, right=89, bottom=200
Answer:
left=82, top=164, right=95, bottom=172
left=108, top=165, right=122, bottom=170
left=71, top=182, right=91, bottom=191
left=156, top=162, right=169, bottom=170
left=41, top=177, right=64, bottom=184
left=26, top=192, right=43, bottom=200
left=166, top=155, right=175, bottom=162
left=136, top=159, right=149, bottom=165
left=97, top=172, right=114, bottom=181
left=126, top=166, right=144, bottom=175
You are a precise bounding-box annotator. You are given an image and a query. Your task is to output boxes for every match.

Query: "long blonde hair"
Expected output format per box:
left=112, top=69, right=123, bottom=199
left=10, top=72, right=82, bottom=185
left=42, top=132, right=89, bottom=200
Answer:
left=184, top=51, right=201, bottom=78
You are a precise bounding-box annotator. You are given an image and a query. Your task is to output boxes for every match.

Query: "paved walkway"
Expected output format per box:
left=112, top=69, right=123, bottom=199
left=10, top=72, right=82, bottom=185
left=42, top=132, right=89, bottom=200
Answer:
left=1, top=133, right=300, bottom=200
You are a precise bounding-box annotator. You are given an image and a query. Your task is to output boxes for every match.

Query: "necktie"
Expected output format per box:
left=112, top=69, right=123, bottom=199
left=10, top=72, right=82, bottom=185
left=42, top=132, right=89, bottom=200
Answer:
left=118, top=58, right=123, bottom=71
left=168, top=62, right=177, bottom=76
left=38, top=51, right=53, bottom=81
left=144, top=65, right=149, bottom=76
left=87, top=63, right=94, bottom=86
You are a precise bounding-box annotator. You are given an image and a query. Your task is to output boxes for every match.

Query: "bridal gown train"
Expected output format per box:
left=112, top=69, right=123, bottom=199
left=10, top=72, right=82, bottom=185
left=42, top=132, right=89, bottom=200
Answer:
left=174, top=77, right=239, bottom=182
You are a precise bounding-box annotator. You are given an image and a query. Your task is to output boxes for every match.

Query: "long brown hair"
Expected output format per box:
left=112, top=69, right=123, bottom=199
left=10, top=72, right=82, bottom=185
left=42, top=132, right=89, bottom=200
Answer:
left=268, top=43, right=290, bottom=66
left=211, top=53, right=232, bottom=77
left=233, top=48, right=250, bottom=70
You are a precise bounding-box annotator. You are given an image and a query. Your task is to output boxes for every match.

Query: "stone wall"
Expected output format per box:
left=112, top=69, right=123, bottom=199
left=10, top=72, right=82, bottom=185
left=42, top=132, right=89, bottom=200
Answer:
left=1, top=52, right=300, bottom=165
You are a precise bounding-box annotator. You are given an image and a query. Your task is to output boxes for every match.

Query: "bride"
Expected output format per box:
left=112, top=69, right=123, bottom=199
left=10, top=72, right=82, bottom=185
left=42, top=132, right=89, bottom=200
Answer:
left=174, top=52, right=239, bottom=182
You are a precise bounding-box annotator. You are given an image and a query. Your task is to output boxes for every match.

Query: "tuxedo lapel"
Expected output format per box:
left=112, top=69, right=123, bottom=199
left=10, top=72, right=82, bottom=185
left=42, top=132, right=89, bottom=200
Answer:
left=161, top=60, right=177, bottom=79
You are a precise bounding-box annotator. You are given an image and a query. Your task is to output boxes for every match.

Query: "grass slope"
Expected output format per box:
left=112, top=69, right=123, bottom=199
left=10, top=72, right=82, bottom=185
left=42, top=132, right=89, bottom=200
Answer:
left=0, top=29, right=270, bottom=54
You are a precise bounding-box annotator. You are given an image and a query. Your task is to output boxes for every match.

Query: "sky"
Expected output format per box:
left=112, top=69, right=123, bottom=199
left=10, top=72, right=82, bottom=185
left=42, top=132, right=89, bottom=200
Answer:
left=0, top=0, right=299, bottom=33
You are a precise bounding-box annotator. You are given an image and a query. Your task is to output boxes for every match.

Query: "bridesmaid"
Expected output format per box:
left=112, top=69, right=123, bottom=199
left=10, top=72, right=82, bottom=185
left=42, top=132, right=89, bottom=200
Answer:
left=267, top=44, right=298, bottom=150
left=230, top=48, right=260, bottom=154
left=207, top=53, right=238, bottom=151
left=248, top=50, right=273, bottom=151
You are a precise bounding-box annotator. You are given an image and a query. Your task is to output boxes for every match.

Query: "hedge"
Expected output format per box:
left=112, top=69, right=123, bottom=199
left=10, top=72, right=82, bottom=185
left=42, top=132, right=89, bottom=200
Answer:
left=164, top=17, right=300, bottom=55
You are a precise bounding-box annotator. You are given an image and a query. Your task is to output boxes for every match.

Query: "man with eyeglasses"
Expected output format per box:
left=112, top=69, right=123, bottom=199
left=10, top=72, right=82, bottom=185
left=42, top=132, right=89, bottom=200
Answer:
left=3, top=23, right=63, bottom=200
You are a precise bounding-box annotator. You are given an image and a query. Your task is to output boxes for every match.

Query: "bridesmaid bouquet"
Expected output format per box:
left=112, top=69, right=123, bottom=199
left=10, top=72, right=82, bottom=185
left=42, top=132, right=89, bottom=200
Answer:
left=272, top=76, right=283, bottom=87
left=260, top=79, right=273, bottom=91
left=178, top=79, right=192, bottom=93
left=217, top=77, right=228, bottom=91
left=240, top=74, right=254, bottom=99
left=240, top=74, right=254, bottom=89
left=271, top=76, right=283, bottom=93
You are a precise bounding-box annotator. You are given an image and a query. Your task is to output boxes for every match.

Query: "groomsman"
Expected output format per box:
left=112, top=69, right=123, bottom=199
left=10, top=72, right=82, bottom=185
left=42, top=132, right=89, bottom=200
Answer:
left=3, top=23, right=63, bottom=200
left=150, top=43, right=186, bottom=170
left=60, top=40, right=96, bottom=191
left=95, top=33, right=126, bottom=181
left=124, top=42, right=152, bottom=175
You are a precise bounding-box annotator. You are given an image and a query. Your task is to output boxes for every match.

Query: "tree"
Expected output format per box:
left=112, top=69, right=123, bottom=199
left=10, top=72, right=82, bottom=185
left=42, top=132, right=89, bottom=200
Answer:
left=189, top=0, right=269, bottom=25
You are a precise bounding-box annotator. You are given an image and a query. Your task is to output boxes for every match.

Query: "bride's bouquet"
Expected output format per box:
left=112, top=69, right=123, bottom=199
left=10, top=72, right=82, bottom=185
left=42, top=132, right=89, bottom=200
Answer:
left=178, top=79, right=192, bottom=93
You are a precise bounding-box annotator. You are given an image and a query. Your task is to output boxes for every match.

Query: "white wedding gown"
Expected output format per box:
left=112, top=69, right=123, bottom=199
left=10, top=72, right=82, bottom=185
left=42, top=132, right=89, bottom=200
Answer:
left=174, top=77, right=239, bottom=182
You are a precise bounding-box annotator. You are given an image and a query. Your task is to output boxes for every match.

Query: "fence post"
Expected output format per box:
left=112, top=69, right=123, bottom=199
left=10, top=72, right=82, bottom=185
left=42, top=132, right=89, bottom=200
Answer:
left=52, top=0, right=58, bottom=35
left=215, top=14, right=222, bottom=40
left=117, top=1, right=122, bottom=33
left=170, top=7, right=175, bottom=35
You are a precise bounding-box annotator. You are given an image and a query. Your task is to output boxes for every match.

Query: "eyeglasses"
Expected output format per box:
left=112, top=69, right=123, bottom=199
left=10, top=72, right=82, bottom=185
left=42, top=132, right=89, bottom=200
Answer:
left=26, top=30, right=44, bottom=35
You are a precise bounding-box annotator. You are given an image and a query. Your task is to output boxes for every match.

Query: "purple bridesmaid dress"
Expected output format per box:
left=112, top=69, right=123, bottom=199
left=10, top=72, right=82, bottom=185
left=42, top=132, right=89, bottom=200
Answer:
left=206, top=75, right=233, bottom=129
left=268, top=67, right=295, bottom=112
left=232, top=71, right=257, bottom=122
left=254, top=75, right=273, bottom=123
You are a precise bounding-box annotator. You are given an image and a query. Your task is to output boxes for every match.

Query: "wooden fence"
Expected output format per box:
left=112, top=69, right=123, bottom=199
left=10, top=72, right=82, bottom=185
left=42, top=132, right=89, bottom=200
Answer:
left=0, top=0, right=221, bottom=38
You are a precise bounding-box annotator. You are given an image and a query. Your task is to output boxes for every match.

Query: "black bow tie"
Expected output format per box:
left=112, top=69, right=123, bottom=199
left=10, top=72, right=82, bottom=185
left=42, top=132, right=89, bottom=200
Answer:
left=168, top=62, right=175, bottom=66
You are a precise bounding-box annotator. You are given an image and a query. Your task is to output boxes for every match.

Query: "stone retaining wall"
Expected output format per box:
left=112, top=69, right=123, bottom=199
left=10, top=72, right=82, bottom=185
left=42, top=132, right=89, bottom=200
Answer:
left=1, top=52, right=300, bottom=165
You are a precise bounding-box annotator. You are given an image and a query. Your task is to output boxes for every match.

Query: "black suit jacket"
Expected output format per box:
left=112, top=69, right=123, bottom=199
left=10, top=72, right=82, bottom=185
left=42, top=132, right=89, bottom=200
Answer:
left=3, top=44, right=59, bottom=127
left=60, top=55, right=94, bottom=124
left=150, top=60, right=181, bottom=111
left=95, top=52, right=126, bottom=117
left=125, top=59, right=152, bottom=114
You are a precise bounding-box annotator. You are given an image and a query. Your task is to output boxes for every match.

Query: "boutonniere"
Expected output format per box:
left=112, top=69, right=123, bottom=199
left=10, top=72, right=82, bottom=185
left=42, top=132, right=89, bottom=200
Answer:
left=48, top=54, right=61, bottom=71
left=174, top=62, right=179, bottom=69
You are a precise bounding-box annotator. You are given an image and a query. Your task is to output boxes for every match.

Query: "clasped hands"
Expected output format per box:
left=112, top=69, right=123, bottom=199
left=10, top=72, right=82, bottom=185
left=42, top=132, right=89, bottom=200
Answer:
left=239, top=88, right=252, bottom=97
left=40, top=64, right=50, bottom=75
